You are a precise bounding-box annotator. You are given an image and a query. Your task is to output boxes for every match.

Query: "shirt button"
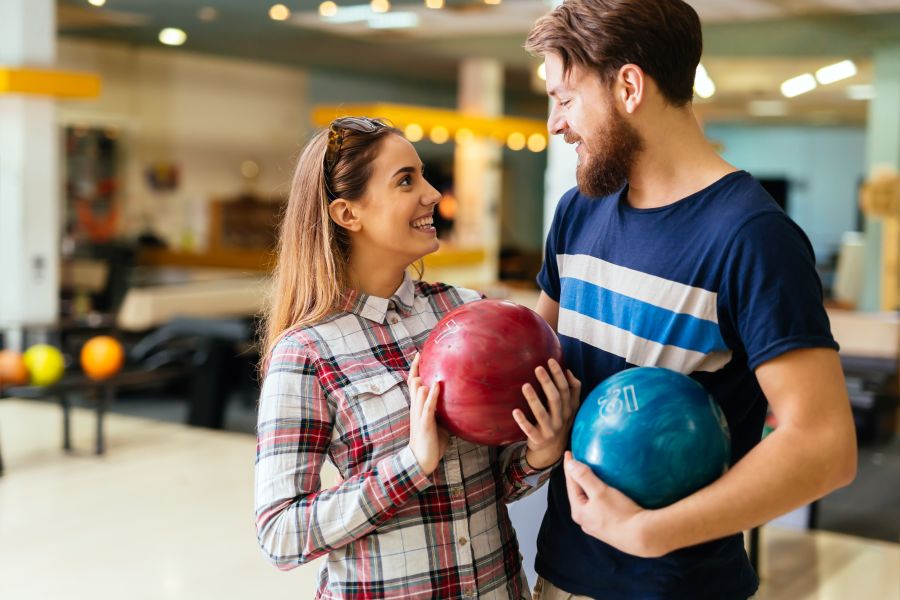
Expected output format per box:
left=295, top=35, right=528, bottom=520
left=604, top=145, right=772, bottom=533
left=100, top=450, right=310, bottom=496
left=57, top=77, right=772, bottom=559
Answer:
left=462, top=585, right=474, bottom=597
left=458, top=536, right=468, bottom=546
left=450, top=486, right=464, bottom=498
left=389, top=316, right=399, bottom=325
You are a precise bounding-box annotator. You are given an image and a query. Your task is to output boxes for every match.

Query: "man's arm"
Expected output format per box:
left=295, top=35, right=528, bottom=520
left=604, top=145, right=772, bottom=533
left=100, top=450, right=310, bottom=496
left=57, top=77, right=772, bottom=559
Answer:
left=564, top=347, right=857, bottom=558
left=535, top=291, right=560, bottom=331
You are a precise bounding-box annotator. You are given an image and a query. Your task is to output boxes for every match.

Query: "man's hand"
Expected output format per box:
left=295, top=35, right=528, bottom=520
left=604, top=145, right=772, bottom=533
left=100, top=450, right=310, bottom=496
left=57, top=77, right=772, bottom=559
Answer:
left=563, top=452, right=666, bottom=558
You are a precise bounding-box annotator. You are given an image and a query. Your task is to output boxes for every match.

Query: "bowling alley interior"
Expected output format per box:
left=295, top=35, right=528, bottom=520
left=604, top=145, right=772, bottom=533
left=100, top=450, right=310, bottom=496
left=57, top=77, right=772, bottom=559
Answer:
left=1, top=1, right=900, bottom=599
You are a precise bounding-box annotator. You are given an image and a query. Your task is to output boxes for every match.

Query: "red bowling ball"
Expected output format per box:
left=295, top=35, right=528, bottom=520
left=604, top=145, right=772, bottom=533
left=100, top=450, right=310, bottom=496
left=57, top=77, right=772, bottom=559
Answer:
left=419, top=299, right=563, bottom=446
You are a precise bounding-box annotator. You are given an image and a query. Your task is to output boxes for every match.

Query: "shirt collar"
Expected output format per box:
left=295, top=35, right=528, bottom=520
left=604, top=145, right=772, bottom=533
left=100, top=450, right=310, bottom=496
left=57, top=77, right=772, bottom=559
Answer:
left=341, top=272, right=416, bottom=324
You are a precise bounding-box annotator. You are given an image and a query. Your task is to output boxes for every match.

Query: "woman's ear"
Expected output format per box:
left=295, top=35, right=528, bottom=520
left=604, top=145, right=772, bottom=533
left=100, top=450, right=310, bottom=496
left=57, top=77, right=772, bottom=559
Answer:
left=328, top=198, right=362, bottom=232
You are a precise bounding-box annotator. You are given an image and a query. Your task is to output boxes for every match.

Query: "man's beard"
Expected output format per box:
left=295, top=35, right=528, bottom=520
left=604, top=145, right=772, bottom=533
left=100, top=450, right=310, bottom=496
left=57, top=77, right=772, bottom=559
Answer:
left=570, top=108, right=643, bottom=198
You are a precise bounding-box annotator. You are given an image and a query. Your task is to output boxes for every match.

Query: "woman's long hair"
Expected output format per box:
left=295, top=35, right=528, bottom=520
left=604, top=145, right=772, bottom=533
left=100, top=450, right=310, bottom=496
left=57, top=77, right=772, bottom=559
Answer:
left=259, top=120, right=402, bottom=370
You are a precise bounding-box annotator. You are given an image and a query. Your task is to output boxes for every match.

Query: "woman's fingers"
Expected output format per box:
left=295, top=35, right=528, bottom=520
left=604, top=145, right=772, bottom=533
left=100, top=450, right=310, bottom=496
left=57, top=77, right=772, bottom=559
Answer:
left=521, top=382, right=552, bottom=432
left=534, top=367, right=563, bottom=430
left=547, top=359, right=570, bottom=399
left=512, top=408, right=540, bottom=442
left=424, top=381, right=440, bottom=420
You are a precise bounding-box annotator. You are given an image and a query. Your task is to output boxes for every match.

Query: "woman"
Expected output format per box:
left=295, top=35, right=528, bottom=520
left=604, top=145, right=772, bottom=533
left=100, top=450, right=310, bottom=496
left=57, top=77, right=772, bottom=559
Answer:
left=255, top=117, right=580, bottom=599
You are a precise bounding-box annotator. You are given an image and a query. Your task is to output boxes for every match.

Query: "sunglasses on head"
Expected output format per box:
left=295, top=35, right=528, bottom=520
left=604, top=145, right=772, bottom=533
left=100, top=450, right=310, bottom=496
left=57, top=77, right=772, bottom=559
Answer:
left=323, top=116, right=389, bottom=202
left=324, top=116, right=388, bottom=174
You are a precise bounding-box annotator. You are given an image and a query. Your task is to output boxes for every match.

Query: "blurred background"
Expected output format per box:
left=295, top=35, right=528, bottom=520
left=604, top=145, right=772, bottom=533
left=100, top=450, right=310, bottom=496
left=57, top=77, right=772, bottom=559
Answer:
left=0, top=1, right=898, bottom=598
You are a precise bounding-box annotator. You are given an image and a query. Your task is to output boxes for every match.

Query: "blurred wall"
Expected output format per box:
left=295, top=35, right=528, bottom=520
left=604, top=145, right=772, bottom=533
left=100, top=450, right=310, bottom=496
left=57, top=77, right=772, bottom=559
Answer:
left=705, top=124, right=866, bottom=262
left=55, top=39, right=547, bottom=257
left=57, top=38, right=309, bottom=248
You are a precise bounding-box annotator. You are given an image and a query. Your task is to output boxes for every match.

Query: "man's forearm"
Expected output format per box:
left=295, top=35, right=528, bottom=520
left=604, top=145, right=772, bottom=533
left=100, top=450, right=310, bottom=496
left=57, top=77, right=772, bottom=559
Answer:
left=647, top=422, right=856, bottom=555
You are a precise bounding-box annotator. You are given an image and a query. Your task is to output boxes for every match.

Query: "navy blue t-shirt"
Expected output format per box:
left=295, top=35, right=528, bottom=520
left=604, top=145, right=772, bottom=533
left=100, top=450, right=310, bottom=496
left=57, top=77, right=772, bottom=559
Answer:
left=535, top=171, right=838, bottom=600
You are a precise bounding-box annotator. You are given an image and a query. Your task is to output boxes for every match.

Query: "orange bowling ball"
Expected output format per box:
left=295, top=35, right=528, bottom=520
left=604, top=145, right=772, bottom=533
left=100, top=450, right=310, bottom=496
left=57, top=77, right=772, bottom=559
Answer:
left=80, top=336, right=124, bottom=380
left=0, top=349, right=29, bottom=387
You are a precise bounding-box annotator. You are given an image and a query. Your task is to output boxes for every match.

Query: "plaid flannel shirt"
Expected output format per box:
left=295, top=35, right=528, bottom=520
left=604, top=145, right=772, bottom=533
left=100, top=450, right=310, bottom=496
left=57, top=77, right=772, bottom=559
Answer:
left=255, top=274, right=554, bottom=599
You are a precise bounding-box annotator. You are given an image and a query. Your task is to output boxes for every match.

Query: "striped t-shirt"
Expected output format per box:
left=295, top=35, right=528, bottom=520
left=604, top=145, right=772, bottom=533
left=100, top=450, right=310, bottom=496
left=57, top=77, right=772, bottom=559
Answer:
left=535, top=171, right=838, bottom=600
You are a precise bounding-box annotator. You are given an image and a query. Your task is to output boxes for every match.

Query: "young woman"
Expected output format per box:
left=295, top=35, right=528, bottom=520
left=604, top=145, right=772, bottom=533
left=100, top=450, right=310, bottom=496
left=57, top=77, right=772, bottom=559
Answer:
left=254, top=117, right=580, bottom=599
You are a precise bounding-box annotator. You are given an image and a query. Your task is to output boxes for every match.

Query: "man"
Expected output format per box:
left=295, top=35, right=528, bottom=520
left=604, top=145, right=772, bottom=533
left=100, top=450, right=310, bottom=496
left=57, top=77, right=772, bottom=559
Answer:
left=524, top=1, right=858, bottom=598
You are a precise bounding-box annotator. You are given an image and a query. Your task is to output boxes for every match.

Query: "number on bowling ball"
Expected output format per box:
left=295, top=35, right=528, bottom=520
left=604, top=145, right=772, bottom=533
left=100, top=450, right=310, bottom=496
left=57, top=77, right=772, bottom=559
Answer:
left=572, top=367, right=730, bottom=509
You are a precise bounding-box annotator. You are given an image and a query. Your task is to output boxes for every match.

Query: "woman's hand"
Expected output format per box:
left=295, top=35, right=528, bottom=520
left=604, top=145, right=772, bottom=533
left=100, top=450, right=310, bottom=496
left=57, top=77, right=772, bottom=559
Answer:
left=513, top=359, right=581, bottom=470
left=407, top=354, right=450, bottom=475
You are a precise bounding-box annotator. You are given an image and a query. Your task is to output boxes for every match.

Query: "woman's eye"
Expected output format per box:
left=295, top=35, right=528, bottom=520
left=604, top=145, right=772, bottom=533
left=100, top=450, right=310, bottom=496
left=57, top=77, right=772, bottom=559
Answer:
left=400, top=175, right=412, bottom=187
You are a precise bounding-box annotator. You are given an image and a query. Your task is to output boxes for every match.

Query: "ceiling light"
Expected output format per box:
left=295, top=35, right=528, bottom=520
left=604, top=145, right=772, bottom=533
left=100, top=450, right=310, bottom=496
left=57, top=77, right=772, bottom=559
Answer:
left=322, top=4, right=373, bottom=23
left=369, top=12, right=419, bottom=28
left=847, top=84, right=876, bottom=101
left=815, top=60, right=857, bottom=85
left=748, top=100, right=787, bottom=117
left=240, top=160, right=260, bottom=179
left=694, top=63, right=715, bottom=99
left=537, top=62, right=546, bottom=82
left=269, top=4, right=291, bottom=21
left=527, top=134, right=547, bottom=152
left=781, top=73, right=816, bottom=98
left=430, top=126, right=449, bottom=144
left=425, top=0, right=444, bottom=7
left=158, top=28, right=187, bottom=46
left=507, top=132, right=526, bottom=151
left=319, top=1, right=339, bottom=17
left=485, top=0, right=502, bottom=4
left=455, top=128, right=475, bottom=144
left=87, top=0, right=106, bottom=6
left=197, top=6, right=219, bottom=21
left=371, top=0, right=390, bottom=13
left=405, top=123, right=424, bottom=142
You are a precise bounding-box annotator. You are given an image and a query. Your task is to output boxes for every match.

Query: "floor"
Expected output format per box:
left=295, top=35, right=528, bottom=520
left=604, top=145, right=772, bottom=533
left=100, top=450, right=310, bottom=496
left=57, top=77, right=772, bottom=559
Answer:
left=1, top=399, right=898, bottom=600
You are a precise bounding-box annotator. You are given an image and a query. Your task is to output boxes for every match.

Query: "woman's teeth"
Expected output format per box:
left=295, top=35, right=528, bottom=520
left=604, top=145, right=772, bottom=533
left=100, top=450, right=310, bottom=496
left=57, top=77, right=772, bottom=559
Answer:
left=411, top=216, right=434, bottom=230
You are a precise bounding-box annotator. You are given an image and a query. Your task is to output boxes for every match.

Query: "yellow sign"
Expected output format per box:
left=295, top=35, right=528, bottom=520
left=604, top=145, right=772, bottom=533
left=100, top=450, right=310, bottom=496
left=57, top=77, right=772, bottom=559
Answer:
left=312, top=102, right=547, bottom=144
left=0, top=67, right=101, bottom=98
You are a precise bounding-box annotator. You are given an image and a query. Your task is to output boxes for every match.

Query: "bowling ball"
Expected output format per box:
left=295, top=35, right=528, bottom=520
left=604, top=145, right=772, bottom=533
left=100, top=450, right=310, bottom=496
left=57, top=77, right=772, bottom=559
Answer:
left=80, top=336, right=124, bottom=380
left=23, top=344, right=66, bottom=387
left=571, top=367, right=730, bottom=509
left=0, top=349, right=29, bottom=387
left=419, top=299, right=563, bottom=446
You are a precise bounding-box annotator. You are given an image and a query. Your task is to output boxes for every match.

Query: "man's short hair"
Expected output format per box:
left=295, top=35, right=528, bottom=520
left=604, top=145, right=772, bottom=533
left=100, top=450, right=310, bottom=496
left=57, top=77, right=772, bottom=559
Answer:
left=525, top=0, right=703, bottom=106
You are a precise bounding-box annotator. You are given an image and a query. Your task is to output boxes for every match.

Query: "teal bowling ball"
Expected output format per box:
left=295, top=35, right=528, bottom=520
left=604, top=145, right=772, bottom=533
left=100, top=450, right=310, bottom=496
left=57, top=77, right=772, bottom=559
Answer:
left=571, top=367, right=731, bottom=509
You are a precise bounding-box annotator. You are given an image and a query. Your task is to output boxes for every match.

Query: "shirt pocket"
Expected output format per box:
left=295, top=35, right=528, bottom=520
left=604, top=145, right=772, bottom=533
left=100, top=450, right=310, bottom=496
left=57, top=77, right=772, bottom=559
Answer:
left=336, top=369, right=411, bottom=464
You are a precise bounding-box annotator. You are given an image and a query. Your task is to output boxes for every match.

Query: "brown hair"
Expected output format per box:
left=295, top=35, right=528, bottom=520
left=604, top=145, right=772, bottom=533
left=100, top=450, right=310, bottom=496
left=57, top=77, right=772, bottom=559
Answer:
left=260, top=118, right=402, bottom=366
left=525, top=0, right=702, bottom=106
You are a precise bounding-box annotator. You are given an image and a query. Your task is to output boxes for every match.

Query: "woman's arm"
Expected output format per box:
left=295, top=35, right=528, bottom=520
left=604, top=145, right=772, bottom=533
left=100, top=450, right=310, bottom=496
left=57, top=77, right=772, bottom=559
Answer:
left=254, top=343, right=432, bottom=569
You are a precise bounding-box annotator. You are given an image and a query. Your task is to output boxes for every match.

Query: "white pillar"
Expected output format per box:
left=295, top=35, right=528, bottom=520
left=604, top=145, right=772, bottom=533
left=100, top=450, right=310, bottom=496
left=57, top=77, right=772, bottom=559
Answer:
left=453, top=58, right=503, bottom=284
left=542, top=126, right=578, bottom=240
left=0, top=0, right=60, bottom=348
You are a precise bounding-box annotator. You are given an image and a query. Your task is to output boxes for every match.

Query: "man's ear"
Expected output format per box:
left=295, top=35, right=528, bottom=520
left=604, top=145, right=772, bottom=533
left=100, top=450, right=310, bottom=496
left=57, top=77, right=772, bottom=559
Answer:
left=617, top=63, right=645, bottom=115
left=328, top=198, right=362, bottom=232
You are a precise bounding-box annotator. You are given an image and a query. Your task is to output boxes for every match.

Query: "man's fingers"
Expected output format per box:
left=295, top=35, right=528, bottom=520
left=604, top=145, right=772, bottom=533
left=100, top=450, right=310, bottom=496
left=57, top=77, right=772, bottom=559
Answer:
left=564, top=452, right=590, bottom=507
left=564, top=451, right=604, bottom=498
